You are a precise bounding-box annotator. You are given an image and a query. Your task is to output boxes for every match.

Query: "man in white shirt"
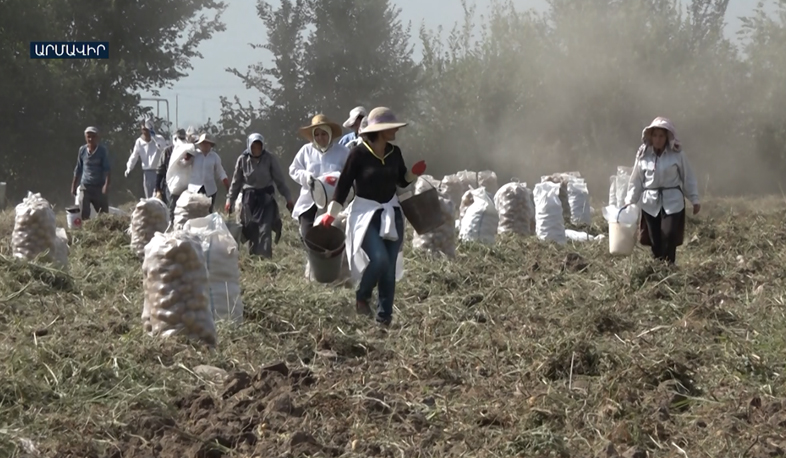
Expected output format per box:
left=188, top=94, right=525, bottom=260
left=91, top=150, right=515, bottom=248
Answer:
left=126, top=119, right=166, bottom=198
left=190, top=133, right=229, bottom=212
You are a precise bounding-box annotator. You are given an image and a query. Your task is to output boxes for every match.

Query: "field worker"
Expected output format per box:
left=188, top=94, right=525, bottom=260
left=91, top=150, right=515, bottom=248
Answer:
left=126, top=119, right=164, bottom=198
left=165, top=139, right=197, bottom=222
left=154, top=128, right=187, bottom=204
left=189, top=133, right=229, bottom=213
left=226, top=133, right=294, bottom=257
left=318, top=107, right=427, bottom=326
left=338, top=106, right=366, bottom=148
left=624, top=117, right=700, bottom=264
left=289, top=114, right=350, bottom=239
left=72, top=126, right=111, bottom=220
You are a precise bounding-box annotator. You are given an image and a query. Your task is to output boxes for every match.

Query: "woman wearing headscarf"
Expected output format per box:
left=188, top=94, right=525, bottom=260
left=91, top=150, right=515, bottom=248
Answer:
left=226, top=133, right=294, bottom=258
left=624, top=117, right=700, bottom=265
left=289, top=114, right=350, bottom=239
left=317, top=107, right=427, bottom=326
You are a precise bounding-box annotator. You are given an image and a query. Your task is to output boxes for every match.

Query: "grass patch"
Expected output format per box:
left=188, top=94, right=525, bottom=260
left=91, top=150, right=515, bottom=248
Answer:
left=1, top=197, right=785, bottom=457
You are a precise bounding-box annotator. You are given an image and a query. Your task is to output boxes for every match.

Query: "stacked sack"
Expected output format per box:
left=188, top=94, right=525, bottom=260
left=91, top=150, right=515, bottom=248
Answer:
left=412, top=179, right=456, bottom=257
left=534, top=181, right=566, bottom=244
left=130, top=198, right=169, bottom=258
left=541, top=173, right=577, bottom=222
left=441, top=173, right=473, bottom=218
left=459, top=187, right=498, bottom=245
left=494, top=181, right=535, bottom=236
left=459, top=188, right=476, bottom=222
left=12, top=192, right=69, bottom=268
left=183, top=214, right=243, bottom=323
left=475, top=170, right=499, bottom=196
left=611, top=166, right=633, bottom=207
left=567, top=179, right=591, bottom=226
left=173, top=191, right=212, bottom=230
left=142, top=231, right=217, bottom=345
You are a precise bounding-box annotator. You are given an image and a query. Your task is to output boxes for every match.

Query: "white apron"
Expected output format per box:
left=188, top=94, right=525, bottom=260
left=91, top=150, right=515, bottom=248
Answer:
left=345, top=196, right=404, bottom=284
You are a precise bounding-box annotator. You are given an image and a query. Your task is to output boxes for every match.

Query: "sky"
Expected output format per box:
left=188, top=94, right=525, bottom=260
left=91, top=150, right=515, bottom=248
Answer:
left=141, top=0, right=759, bottom=129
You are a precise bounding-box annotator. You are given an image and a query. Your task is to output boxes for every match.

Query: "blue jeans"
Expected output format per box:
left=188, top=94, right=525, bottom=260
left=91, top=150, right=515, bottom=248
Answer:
left=357, top=208, right=404, bottom=322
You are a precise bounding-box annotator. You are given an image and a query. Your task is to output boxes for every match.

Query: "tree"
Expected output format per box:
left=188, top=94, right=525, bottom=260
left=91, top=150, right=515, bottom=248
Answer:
left=221, top=0, right=418, bottom=196
left=0, top=0, right=226, bottom=205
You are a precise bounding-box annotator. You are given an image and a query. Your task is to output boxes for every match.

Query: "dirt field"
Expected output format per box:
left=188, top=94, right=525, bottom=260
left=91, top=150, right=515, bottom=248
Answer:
left=1, top=197, right=785, bottom=457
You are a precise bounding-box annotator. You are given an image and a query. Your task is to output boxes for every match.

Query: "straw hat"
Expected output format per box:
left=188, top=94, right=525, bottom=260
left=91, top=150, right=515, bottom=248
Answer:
left=358, top=107, right=407, bottom=134
left=195, top=133, right=215, bottom=145
left=299, top=114, right=343, bottom=141
left=641, top=117, right=679, bottom=150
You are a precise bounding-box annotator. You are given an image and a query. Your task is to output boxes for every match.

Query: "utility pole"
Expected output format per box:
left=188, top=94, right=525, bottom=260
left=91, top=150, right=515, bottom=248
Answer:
left=202, top=100, right=205, bottom=121
left=176, top=94, right=179, bottom=129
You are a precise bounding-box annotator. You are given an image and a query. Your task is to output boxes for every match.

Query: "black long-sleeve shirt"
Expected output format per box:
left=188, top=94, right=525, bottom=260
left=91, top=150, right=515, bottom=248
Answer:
left=155, top=145, right=174, bottom=192
left=332, top=142, right=412, bottom=205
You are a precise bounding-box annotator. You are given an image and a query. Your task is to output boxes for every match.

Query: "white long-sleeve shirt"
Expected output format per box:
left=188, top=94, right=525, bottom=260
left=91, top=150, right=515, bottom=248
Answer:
left=625, top=146, right=700, bottom=217
left=126, top=136, right=164, bottom=171
left=289, top=143, right=350, bottom=218
left=187, top=151, right=227, bottom=196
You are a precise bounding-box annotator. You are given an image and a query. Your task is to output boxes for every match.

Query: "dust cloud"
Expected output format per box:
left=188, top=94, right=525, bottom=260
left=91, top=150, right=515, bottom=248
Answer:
left=407, top=0, right=780, bottom=201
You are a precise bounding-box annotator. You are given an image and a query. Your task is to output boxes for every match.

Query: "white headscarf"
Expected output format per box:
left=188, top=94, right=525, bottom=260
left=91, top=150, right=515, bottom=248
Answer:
left=312, top=126, right=332, bottom=153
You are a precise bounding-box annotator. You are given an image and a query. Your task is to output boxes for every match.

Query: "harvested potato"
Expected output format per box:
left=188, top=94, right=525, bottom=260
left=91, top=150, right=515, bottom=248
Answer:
left=130, top=197, right=169, bottom=258
left=12, top=192, right=68, bottom=268
left=494, top=181, right=535, bottom=236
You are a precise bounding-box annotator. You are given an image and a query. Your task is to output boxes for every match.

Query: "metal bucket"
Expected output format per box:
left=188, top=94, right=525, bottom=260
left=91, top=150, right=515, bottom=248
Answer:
left=226, top=222, right=243, bottom=245
left=304, top=224, right=346, bottom=284
left=399, top=178, right=445, bottom=235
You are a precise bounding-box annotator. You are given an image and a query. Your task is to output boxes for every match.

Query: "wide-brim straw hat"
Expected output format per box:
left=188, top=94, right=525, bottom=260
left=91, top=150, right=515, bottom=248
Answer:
left=299, top=114, right=343, bottom=141
left=359, top=107, right=407, bottom=134
left=641, top=117, right=679, bottom=149
left=195, top=133, right=215, bottom=145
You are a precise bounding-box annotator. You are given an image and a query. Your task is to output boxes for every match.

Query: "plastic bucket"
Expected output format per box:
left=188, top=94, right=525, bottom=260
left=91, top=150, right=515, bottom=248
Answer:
left=66, top=206, right=82, bottom=230
left=399, top=178, right=445, bottom=235
left=609, top=208, right=637, bottom=256
left=304, top=225, right=346, bottom=283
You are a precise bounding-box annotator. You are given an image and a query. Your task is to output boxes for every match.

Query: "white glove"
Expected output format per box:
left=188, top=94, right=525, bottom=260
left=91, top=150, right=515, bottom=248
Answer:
left=124, top=170, right=130, bottom=177
left=306, top=173, right=316, bottom=188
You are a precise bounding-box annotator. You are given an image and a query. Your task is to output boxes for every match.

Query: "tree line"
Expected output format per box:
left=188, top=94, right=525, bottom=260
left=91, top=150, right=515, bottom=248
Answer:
left=1, top=0, right=784, bottom=206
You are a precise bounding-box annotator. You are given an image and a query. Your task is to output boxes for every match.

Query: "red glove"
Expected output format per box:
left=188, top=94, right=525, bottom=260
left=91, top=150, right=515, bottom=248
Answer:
left=318, top=214, right=335, bottom=227
left=411, top=160, right=426, bottom=176
left=224, top=202, right=232, bottom=213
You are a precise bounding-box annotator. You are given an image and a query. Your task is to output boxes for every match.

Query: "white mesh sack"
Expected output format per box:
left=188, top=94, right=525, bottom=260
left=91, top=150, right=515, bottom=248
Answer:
left=494, top=181, right=535, bottom=236
left=12, top=192, right=68, bottom=268
left=130, top=197, right=169, bottom=258
left=412, top=180, right=456, bottom=257
left=142, top=231, right=216, bottom=345
left=173, top=191, right=212, bottom=230
left=567, top=180, right=592, bottom=226
left=458, top=187, right=498, bottom=245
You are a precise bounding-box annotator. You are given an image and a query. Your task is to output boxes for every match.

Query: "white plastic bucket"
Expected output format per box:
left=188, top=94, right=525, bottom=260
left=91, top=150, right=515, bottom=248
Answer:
left=603, top=205, right=638, bottom=256
left=66, top=206, right=82, bottom=230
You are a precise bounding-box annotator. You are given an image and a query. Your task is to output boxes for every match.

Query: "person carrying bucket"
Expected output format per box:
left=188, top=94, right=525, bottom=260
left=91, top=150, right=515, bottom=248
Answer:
left=317, top=107, right=427, bottom=327
left=623, top=117, right=700, bottom=265
left=289, top=114, right=350, bottom=239
left=225, top=133, right=294, bottom=258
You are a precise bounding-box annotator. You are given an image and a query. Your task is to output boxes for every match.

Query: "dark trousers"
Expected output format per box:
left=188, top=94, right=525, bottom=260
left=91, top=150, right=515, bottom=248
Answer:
left=196, top=186, right=216, bottom=213
left=79, top=185, right=109, bottom=220
left=168, top=193, right=180, bottom=224
left=642, top=209, right=685, bottom=264
left=244, top=208, right=275, bottom=258
left=298, top=205, right=318, bottom=240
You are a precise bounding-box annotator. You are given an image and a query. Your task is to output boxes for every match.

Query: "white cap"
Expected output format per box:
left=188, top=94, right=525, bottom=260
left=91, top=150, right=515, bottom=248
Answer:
left=342, top=106, right=367, bottom=128
left=84, top=126, right=98, bottom=134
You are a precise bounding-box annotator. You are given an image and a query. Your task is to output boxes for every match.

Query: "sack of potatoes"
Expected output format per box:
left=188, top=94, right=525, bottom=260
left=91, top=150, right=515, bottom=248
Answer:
left=142, top=231, right=217, bottom=346
left=12, top=192, right=68, bottom=268
left=130, top=197, right=169, bottom=258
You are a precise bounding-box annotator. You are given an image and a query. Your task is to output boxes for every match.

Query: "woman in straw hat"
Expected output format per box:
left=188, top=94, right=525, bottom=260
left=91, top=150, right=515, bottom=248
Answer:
left=623, top=117, right=700, bottom=265
left=289, top=114, right=351, bottom=239
left=317, top=107, right=427, bottom=327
